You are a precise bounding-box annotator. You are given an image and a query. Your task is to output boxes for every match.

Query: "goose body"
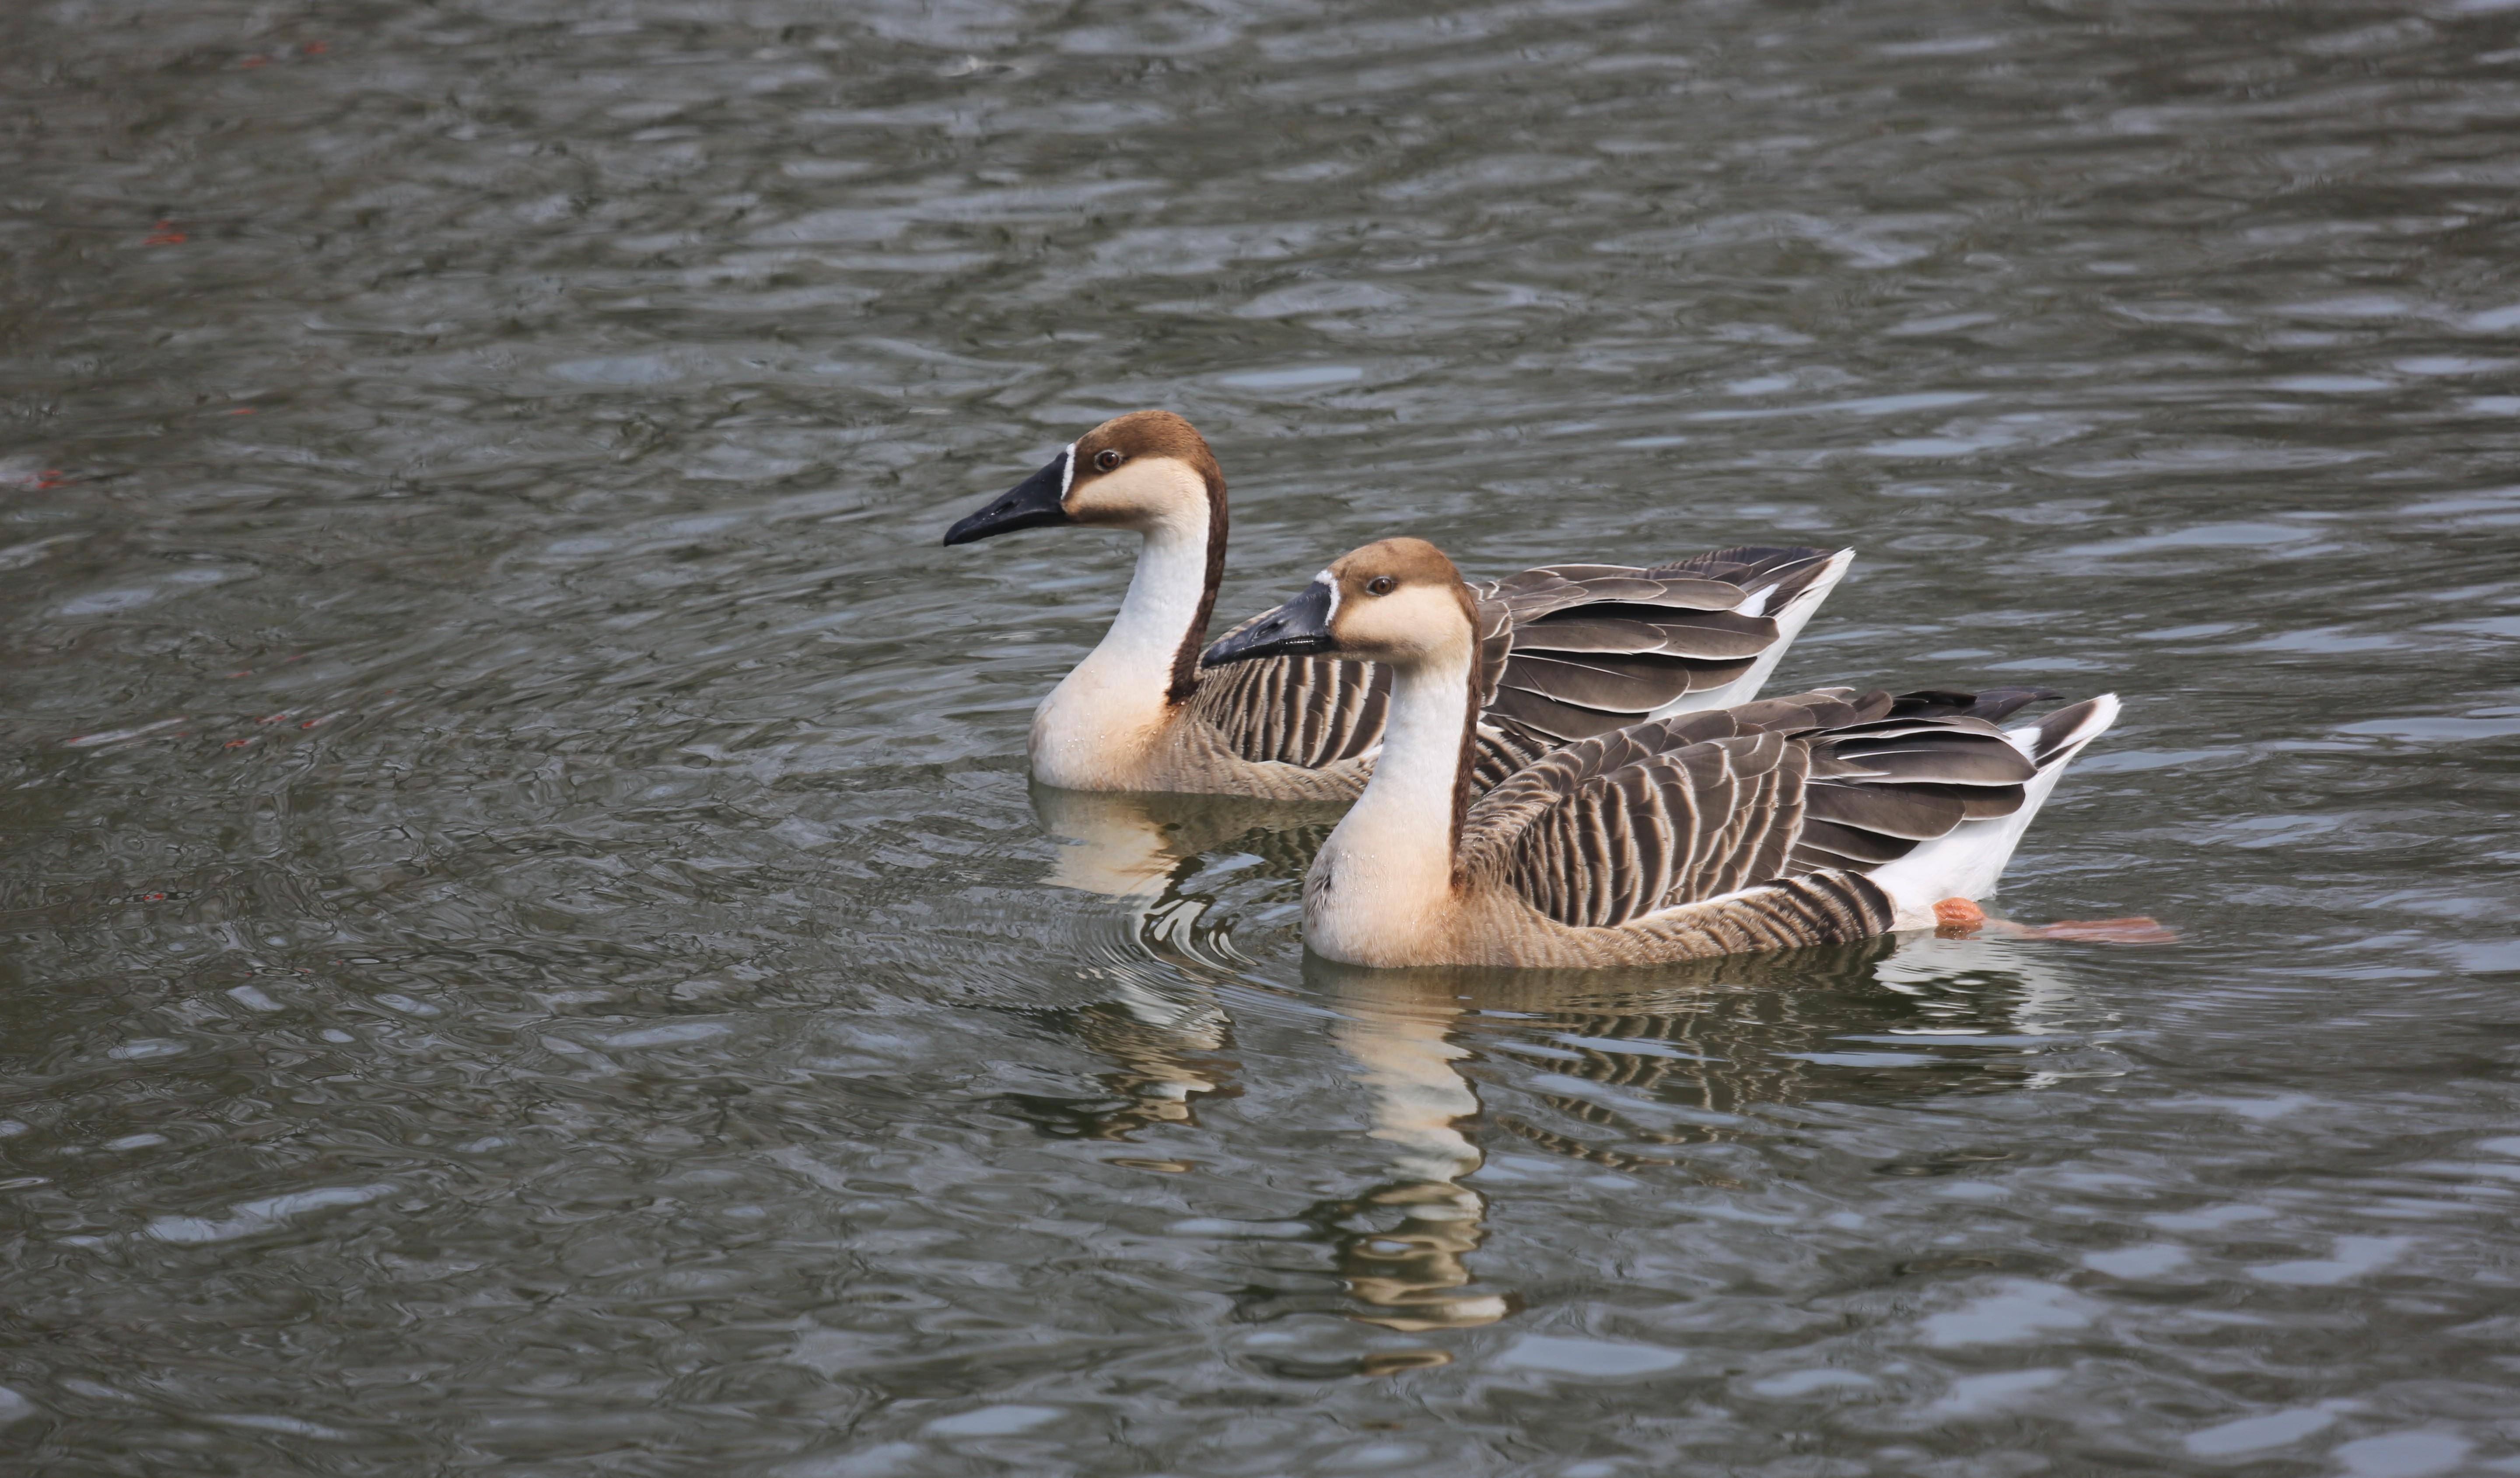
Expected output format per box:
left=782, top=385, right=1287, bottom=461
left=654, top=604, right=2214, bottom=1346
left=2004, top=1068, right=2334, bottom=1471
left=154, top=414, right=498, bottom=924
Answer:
left=945, top=411, right=1851, bottom=800
left=1200, top=538, right=2121, bottom=969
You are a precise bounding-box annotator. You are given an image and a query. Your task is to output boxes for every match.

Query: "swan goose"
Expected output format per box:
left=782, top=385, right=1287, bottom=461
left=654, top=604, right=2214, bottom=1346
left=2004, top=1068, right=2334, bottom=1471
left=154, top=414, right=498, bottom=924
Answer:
left=944, top=411, right=1852, bottom=800
left=1200, top=538, right=2122, bottom=968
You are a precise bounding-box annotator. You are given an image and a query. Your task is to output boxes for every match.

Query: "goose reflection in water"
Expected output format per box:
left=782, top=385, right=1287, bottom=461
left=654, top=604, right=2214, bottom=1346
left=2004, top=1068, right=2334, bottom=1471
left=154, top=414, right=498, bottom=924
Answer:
left=995, top=785, right=1340, bottom=1147
left=1027, top=780, right=1343, bottom=904
left=1300, top=934, right=2100, bottom=1332
left=1303, top=957, right=1514, bottom=1332
left=1007, top=784, right=2108, bottom=1337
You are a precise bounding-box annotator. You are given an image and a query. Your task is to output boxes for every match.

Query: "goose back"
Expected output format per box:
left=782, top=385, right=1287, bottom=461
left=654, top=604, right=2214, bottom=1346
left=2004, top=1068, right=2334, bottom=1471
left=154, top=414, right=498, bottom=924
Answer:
left=1460, top=688, right=2044, bottom=932
left=1477, top=546, right=1845, bottom=743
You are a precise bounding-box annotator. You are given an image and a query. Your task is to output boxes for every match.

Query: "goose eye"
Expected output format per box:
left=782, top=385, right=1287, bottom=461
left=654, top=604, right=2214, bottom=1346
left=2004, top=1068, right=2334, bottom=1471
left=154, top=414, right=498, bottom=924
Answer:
left=1093, top=448, right=1123, bottom=472
left=1365, top=576, right=1396, bottom=596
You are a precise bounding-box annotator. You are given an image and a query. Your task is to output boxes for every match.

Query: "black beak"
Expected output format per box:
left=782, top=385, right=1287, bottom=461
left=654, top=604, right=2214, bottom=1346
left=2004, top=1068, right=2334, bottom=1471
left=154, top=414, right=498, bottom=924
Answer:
left=943, top=451, right=1073, bottom=546
left=1200, top=581, right=1337, bottom=667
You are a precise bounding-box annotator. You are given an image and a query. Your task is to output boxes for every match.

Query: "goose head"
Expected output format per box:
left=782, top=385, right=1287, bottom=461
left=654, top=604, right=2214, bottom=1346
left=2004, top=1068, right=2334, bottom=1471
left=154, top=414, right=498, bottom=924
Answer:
left=1201, top=538, right=1477, bottom=670
left=943, top=410, right=1223, bottom=545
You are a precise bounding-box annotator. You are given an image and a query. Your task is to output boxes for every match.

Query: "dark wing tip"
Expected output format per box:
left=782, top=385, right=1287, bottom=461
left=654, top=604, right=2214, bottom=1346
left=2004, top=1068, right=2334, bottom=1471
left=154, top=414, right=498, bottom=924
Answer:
left=1888, top=686, right=2065, bottom=725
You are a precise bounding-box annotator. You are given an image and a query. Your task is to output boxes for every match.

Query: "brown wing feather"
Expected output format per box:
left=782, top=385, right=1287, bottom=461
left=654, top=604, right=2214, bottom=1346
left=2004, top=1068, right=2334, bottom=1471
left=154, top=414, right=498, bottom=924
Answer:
left=1461, top=687, right=2059, bottom=931
left=1489, top=729, right=1808, bottom=929
left=1190, top=606, right=1391, bottom=769
left=1468, top=719, right=1558, bottom=792
left=1475, top=546, right=1840, bottom=745
left=1196, top=546, right=1839, bottom=782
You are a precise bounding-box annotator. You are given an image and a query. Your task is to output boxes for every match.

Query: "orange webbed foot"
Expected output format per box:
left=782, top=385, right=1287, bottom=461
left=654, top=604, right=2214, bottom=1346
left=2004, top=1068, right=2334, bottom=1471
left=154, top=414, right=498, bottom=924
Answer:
left=1930, top=899, right=2177, bottom=944
left=1933, top=898, right=1986, bottom=936
left=2015, top=916, right=2180, bottom=944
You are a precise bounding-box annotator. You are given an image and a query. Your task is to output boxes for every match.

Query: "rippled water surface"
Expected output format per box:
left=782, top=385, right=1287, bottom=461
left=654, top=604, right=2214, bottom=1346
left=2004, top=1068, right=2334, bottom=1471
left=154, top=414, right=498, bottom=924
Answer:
left=6, top=0, right=2520, bottom=1472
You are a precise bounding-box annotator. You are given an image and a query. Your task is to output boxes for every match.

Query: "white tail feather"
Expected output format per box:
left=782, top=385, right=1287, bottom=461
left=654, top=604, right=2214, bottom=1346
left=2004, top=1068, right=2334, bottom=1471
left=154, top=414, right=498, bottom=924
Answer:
left=1650, top=548, right=1855, bottom=719
left=1869, top=692, right=2120, bottom=929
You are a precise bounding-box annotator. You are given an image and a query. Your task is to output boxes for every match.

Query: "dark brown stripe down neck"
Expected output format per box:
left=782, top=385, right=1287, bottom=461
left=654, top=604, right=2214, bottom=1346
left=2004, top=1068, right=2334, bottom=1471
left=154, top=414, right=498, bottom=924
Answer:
left=1163, top=465, right=1228, bottom=706
left=1448, top=581, right=1482, bottom=887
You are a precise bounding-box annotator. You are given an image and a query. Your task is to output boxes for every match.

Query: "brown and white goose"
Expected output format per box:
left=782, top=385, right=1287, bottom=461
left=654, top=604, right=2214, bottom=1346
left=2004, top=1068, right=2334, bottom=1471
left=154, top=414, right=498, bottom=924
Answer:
left=1200, top=538, right=2124, bottom=969
left=944, top=411, right=1852, bottom=800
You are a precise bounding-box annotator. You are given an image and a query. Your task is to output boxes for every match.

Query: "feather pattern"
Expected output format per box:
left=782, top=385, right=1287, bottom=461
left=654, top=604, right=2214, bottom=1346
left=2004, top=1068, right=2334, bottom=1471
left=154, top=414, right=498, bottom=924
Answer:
left=1459, top=688, right=2048, bottom=932
left=1472, top=547, right=1848, bottom=744
left=1191, top=608, right=1392, bottom=770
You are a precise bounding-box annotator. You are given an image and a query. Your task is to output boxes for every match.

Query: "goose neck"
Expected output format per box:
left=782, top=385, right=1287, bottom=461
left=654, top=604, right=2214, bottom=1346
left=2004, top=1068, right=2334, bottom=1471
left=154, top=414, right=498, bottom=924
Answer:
left=1030, top=500, right=1222, bottom=786
left=1101, top=508, right=1219, bottom=695
left=1310, top=643, right=1477, bottom=947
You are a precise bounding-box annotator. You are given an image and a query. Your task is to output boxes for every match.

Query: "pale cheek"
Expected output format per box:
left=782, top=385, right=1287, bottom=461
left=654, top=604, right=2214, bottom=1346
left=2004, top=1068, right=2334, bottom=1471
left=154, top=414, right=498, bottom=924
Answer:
left=1070, top=466, right=1184, bottom=525
left=1343, top=608, right=1422, bottom=656
left=1068, top=488, right=1141, bottom=524
left=1387, top=589, right=1457, bottom=636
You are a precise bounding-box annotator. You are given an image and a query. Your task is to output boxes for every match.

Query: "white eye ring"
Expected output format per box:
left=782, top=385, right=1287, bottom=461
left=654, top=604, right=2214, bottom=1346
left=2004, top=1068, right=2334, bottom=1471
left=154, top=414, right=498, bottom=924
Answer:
left=1093, top=448, right=1123, bottom=472
left=1365, top=576, right=1396, bottom=596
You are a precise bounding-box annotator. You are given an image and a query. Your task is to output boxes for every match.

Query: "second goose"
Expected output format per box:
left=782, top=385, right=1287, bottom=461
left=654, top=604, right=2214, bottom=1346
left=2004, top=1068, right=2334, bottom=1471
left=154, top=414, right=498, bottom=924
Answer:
left=944, top=411, right=1851, bottom=800
left=1201, top=538, right=2123, bottom=969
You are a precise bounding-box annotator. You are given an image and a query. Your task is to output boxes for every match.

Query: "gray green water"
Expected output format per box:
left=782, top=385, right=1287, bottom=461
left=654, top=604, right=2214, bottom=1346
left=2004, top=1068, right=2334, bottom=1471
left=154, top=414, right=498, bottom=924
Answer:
left=4, top=0, right=2519, bottom=1473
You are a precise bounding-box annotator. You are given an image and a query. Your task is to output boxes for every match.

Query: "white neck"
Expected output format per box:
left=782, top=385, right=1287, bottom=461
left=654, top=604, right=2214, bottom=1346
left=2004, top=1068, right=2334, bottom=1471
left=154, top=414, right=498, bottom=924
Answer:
left=1029, top=498, right=1213, bottom=787
left=1306, top=640, right=1472, bottom=960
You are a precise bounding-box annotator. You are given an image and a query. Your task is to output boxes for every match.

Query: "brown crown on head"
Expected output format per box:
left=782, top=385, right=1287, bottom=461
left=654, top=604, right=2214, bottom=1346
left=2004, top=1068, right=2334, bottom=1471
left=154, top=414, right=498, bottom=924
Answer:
left=1072, top=410, right=1223, bottom=492
left=1329, top=537, right=1465, bottom=590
